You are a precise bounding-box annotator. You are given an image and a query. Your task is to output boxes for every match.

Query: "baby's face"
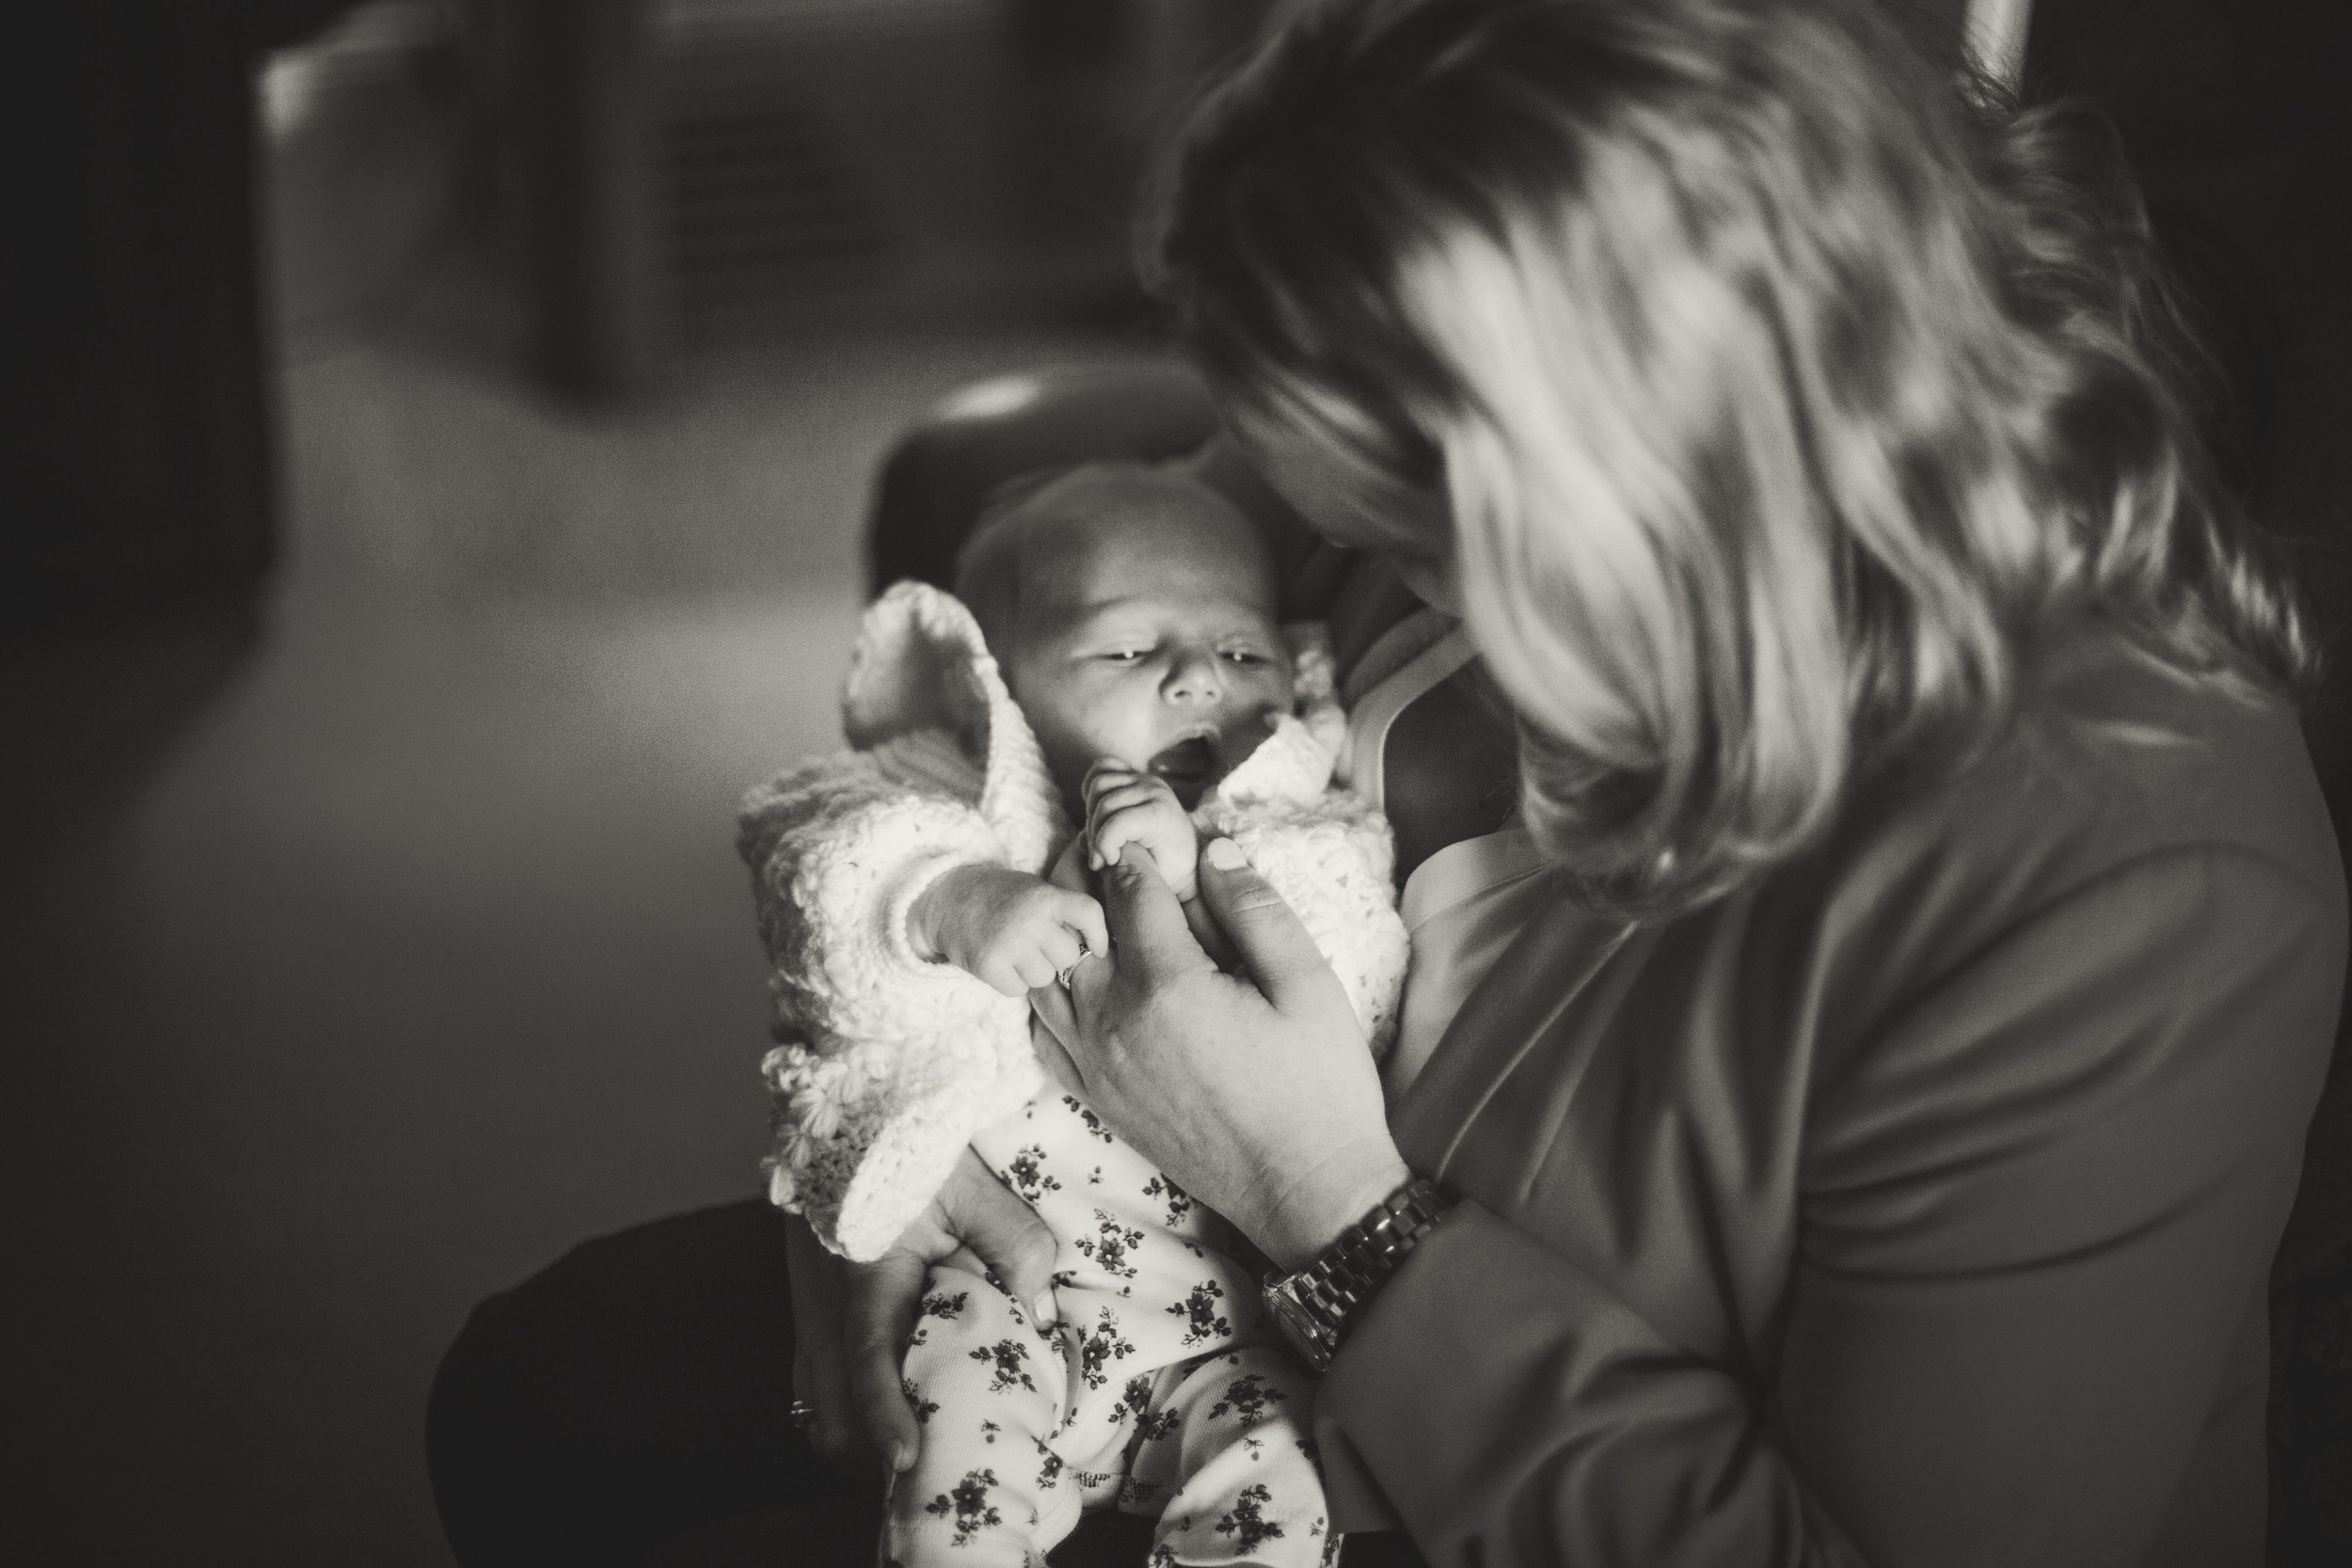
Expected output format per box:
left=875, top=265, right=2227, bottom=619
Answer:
left=999, top=486, right=1294, bottom=813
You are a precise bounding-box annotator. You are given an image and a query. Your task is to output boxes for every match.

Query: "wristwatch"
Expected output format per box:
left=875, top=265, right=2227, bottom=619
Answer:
left=1261, top=1178, right=1453, bottom=1371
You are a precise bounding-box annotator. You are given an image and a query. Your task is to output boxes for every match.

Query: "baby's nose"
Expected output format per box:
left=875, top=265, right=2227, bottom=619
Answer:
left=1163, top=650, right=1224, bottom=704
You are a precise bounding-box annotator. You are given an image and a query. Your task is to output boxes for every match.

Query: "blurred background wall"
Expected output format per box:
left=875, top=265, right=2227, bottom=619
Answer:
left=4, top=2, right=2344, bottom=1563
left=10, top=5, right=1252, bottom=1562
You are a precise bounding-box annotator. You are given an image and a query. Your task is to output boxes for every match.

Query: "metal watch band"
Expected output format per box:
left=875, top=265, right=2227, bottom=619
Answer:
left=1265, top=1178, right=1451, bottom=1370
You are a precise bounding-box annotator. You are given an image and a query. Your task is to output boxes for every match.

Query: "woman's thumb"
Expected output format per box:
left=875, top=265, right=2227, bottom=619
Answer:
left=1196, top=838, right=1331, bottom=1005
left=944, top=1153, right=1063, bottom=1328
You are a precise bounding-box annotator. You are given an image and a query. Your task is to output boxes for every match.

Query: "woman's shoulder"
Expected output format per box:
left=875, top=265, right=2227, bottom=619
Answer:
left=1777, top=627, right=2345, bottom=1048
left=1859, top=628, right=2339, bottom=910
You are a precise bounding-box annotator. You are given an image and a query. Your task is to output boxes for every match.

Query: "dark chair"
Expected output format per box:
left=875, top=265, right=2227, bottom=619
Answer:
left=867, top=362, right=1227, bottom=594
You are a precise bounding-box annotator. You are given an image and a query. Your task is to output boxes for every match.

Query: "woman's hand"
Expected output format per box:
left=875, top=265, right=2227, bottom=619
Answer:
left=1030, top=840, right=1409, bottom=1271
left=786, top=1148, right=1060, bottom=1475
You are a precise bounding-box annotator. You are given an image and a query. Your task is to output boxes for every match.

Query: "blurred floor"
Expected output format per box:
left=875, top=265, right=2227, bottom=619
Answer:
left=7, top=9, right=1168, bottom=1563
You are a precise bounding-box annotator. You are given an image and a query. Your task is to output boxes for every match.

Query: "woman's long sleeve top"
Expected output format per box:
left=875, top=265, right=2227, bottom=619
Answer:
left=1318, top=632, right=2344, bottom=1568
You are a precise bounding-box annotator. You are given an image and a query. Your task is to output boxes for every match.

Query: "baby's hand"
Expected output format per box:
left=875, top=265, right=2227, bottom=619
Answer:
left=1084, top=761, right=1201, bottom=901
left=911, top=864, right=1107, bottom=998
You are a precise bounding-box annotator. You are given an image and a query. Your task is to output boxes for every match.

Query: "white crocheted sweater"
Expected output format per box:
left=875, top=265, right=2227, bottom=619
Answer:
left=739, top=580, right=1410, bottom=1261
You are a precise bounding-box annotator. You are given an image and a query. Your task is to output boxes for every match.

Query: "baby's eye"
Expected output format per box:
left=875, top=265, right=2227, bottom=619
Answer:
left=1220, top=648, right=1269, bottom=667
left=1099, top=648, right=1149, bottom=664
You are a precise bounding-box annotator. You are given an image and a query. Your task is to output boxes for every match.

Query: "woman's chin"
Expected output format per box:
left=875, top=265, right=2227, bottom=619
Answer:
left=1397, top=559, right=1462, bottom=615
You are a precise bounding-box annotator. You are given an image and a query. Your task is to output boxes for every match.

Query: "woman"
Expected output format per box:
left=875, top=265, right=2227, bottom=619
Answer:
left=429, top=2, right=2342, bottom=1563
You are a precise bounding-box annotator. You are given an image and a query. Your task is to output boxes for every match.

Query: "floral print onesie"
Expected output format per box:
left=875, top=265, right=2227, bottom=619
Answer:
left=889, top=1091, right=1329, bottom=1567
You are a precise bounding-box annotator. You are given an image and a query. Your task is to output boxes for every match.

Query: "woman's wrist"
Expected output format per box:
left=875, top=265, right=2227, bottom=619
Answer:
left=1255, top=1139, right=1415, bottom=1274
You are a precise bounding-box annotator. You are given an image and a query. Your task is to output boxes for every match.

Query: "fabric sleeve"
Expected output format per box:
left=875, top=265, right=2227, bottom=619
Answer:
left=1215, top=792, right=1410, bottom=1057
left=1317, top=846, right=2342, bottom=1567
left=738, top=754, right=1041, bottom=1259
left=737, top=752, right=1008, bottom=1044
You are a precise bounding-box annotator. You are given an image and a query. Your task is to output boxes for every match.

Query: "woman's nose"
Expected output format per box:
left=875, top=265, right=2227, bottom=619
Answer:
left=1163, top=650, right=1224, bottom=705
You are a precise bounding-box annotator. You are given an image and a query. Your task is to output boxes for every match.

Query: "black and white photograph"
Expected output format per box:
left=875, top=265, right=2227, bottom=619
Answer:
left=10, top=2, right=2351, bottom=1564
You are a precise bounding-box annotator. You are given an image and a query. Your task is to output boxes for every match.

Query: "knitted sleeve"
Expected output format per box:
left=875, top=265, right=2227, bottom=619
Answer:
left=1200, top=788, right=1411, bottom=1060
left=737, top=753, right=1044, bottom=1259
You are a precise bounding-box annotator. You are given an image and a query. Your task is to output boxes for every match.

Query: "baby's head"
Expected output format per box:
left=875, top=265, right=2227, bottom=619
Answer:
left=956, top=462, right=1293, bottom=812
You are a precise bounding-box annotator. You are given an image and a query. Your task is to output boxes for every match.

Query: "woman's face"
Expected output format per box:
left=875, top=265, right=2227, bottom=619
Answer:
left=1236, top=414, right=1464, bottom=615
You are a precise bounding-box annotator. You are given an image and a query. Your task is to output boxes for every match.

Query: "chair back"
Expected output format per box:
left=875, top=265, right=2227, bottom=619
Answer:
left=866, top=362, right=1228, bottom=596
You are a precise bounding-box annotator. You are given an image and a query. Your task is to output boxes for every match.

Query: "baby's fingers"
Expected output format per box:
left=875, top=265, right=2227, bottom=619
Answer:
left=1082, top=759, right=1142, bottom=804
left=1088, top=791, right=1172, bottom=870
left=975, top=960, right=1032, bottom=999
left=1053, top=891, right=1110, bottom=960
left=1009, top=948, right=1063, bottom=991
left=1089, top=804, right=1144, bottom=873
left=1034, top=922, right=1086, bottom=976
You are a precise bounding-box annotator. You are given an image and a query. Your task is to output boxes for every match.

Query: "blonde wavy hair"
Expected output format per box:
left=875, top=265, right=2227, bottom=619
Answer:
left=1147, top=0, right=2311, bottom=916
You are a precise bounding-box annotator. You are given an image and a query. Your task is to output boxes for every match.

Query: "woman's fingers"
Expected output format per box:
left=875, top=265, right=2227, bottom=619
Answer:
left=842, top=1250, right=929, bottom=1475
left=1098, top=842, right=1216, bottom=987
left=1027, top=1004, right=1084, bottom=1091
left=1045, top=834, right=1092, bottom=895
left=938, top=1148, right=1063, bottom=1329
left=782, top=1216, right=863, bottom=1466
left=1193, top=838, right=1342, bottom=1009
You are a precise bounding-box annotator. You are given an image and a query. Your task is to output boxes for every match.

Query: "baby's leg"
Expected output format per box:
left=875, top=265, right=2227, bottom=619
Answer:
left=1125, top=1349, right=1334, bottom=1568
left=885, top=1265, right=1075, bottom=1568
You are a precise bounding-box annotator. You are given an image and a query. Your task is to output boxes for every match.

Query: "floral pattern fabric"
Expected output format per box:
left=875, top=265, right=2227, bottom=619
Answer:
left=884, top=1091, right=1335, bottom=1568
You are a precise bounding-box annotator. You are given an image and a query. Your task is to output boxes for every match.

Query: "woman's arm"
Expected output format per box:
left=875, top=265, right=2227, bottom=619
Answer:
left=1042, top=838, right=2338, bottom=1564
left=1319, top=846, right=2340, bottom=1567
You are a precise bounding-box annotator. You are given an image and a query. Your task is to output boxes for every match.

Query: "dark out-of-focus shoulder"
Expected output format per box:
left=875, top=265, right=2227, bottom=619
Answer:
left=1762, top=626, right=2345, bottom=1077
left=1853, top=628, right=2339, bottom=909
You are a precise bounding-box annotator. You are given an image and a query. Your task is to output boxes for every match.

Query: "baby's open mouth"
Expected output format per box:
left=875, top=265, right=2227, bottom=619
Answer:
left=1147, top=736, right=1219, bottom=804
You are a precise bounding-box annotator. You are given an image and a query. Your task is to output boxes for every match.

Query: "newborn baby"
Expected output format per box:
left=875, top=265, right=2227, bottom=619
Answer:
left=738, top=462, right=1407, bottom=1567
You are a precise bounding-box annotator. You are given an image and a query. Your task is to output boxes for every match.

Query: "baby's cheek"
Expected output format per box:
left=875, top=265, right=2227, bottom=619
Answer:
left=1069, top=693, right=1165, bottom=770
left=1033, top=689, right=1146, bottom=789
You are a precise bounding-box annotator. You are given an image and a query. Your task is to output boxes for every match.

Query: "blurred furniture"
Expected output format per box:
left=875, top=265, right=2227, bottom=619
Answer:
left=471, top=0, right=665, bottom=397
left=11, top=1, right=356, bottom=629
left=462, top=1, right=1279, bottom=399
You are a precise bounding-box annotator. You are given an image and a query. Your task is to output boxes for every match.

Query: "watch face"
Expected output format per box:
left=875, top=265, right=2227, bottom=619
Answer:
left=1262, top=1281, right=1333, bottom=1372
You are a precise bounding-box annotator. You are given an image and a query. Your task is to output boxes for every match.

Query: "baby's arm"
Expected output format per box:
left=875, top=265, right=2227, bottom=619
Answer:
left=739, top=752, right=1053, bottom=1258
left=910, top=863, right=1106, bottom=996
left=739, top=752, right=1007, bottom=1039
